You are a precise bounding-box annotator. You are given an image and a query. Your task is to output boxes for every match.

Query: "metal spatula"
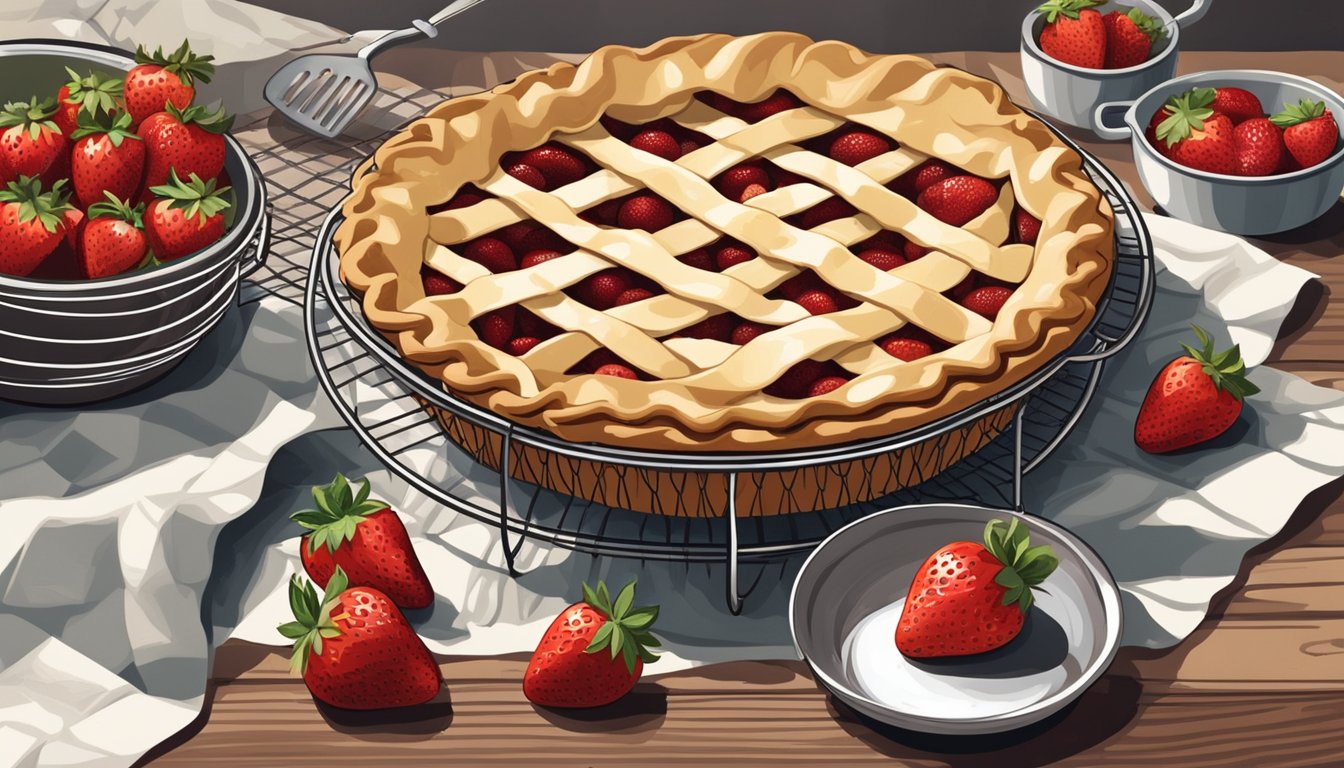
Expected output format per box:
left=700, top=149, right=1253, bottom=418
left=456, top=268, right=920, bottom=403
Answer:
left=264, top=0, right=488, bottom=138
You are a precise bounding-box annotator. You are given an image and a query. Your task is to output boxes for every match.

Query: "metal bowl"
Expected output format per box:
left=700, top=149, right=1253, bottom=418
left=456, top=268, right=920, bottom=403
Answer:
left=1094, top=69, right=1344, bottom=235
left=790, top=503, right=1122, bottom=735
left=0, top=40, right=269, bottom=405
left=1020, top=0, right=1212, bottom=133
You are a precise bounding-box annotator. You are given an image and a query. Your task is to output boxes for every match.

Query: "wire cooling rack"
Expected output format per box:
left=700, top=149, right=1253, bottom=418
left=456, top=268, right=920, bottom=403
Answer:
left=298, top=126, right=1154, bottom=612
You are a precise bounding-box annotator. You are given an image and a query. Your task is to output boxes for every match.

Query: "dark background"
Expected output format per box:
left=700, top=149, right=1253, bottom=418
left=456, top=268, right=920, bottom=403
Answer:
left=249, top=0, right=1342, bottom=52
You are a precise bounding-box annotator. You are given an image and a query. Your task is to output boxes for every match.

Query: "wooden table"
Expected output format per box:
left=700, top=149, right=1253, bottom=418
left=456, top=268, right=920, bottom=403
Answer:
left=143, top=51, right=1344, bottom=767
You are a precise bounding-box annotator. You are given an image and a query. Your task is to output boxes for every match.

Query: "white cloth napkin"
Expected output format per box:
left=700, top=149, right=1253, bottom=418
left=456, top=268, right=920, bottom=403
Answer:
left=2, top=213, right=1340, bottom=767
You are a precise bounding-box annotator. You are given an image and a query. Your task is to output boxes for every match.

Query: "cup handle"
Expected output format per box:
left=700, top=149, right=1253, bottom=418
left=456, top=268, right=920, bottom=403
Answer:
left=1093, top=101, right=1134, bottom=141
left=1172, top=0, right=1213, bottom=28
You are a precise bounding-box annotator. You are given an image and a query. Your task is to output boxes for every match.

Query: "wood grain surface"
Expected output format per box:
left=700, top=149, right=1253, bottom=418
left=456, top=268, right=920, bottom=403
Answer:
left=143, top=51, right=1344, bottom=767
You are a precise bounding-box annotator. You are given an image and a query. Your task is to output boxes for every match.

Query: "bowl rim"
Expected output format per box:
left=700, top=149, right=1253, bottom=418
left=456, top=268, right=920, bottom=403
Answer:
left=1020, top=0, right=1180, bottom=77
left=1124, top=68, right=1344, bottom=184
left=789, top=502, right=1124, bottom=732
left=0, top=38, right=264, bottom=293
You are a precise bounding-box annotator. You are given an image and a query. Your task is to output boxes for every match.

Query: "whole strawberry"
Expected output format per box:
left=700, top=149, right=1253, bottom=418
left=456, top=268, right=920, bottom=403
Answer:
left=82, top=192, right=149, bottom=278
left=897, top=518, right=1058, bottom=658
left=524, top=579, right=661, bottom=708
left=0, top=98, right=68, bottom=183
left=1102, top=8, right=1164, bottom=69
left=1210, top=87, right=1265, bottom=126
left=1155, top=88, right=1237, bottom=174
left=291, top=473, right=434, bottom=610
left=1270, top=99, right=1340, bottom=170
left=70, top=111, right=145, bottom=209
left=916, top=175, right=998, bottom=227
left=145, top=169, right=230, bottom=260
left=139, top=102, right=231, bottom=188
left=278, top=568, right=442, bottom=711
left=54, top=67, right=124, bottom=136
left=1232, top=117, right=1285, bottom=177
left=123, top=40, right=215, bottom=129
left=0, top=176, right=75, bottom=277
left=1135, top=326, right=1259, bottom=454
left=1037, top=0, right=1106, bottom=70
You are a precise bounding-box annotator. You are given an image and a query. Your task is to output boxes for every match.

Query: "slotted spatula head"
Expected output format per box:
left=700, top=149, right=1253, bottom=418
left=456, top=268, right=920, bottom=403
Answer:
left=264, top=54, right=378, bottom=139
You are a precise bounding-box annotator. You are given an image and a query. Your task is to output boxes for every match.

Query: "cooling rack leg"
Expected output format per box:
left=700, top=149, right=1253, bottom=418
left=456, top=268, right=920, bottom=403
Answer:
left=1013, top=402, right=1030, bottom=513
left=497, top=426, right=520, bottom=576
left=726, top=473, right=743, bottom=615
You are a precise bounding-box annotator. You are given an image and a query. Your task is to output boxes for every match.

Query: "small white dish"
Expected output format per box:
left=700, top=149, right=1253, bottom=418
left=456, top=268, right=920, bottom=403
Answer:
left=790, top=503, right=1122, bottom=735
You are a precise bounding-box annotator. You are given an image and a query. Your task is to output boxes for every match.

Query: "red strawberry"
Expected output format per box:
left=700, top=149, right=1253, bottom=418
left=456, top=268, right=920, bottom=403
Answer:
left=498, top=220, right=544, bottom=251
left=879, top=334, right=934, bottom=362
left=509, top=336, right=542, bottom=356
left=0, top=176, right=75, bottom=277
left=1153, top=88, right=1237, bottom=174
left=1014, top=208, right=1042, bottom=245
left=54, top=67, right=124, bottom=136
left=279, top=568, right=441, bottom=710
left=421, top=268, right=459, bottom=295
left=808, top=375, right=849, bottom=397
left=829, top=130, right=891, bottom=166
left=679, top=138, right=702, bottom=156
left=524, top=579, right=660, bottom=708
left=800, top=198, right=856, bottom=229
left=475, top=306, right=516, bottom=349
left=614, top=287, right=654, bottom=306
left=61, top=207, right=85, bottom=253
left=581, top=269, right=631, bottom=309
left=140, top=102, right=230, bottom=188
left=437, top=189, right=486, bottom=211
left=0, top=98, right=68, bottom=182
left=1271, top=99, right=1339, bottom=170
left=796, top=289, right=839, bottom=315
left=897, top=518, right=1059, bottom=658
left=1135, top=326, right=1259, bottom=453
left=1210, top=87, right=1265, bottom=126
left=519, top=144, right=588, bottom=188
left=715, top=243, right=755, bottom=270
left=917, top=176, right=998, bottom=226
left=678, top=247, right=714, bottom=271
left=81, top=192, right=148, bottom=278
left=904, top=241, right=930, bottom=261
left=777, top=271, right=823, bottom=299
left=766, top=359, right=826, bottom=398
left=963, top=285, right=1013, bottom=319
left=717, top=163, right=770, bottom=201
left=676, top=313, right=733, bottom=342
left=290, top=474, right=434, bottom=609
left=144, top=170, right=229, bottom=260
left=505, top=162, right=546, bottom=190
left=773, top=168, right=806, bottom=187
left=1233, top=118, right=1285, bottom=177
left=518, top=308, right=560, bottom=339
left=521, top=248, right=563, bottom=269
left=738, top=183, right=768, bottom=202
left=860, top=229, right=905, bottom=251
left=629, top=130, right=682, bottom=161
left=1145, top=105, right=1174, bottom=158
left=731, top=320, right=770, bottom=345
left=856, top=247, right=905, bottom=271
left=123, top=41, right=215, bottom=129
left=1101, top=8, right=1164, bottom=69
left=462, top=236, right=516, bottom=273
left=70, top=111, right=144, bottom=209
left=618, top=194, right=674, bottom=231
left=1037, top=0, right=1107, bottom=70
left=737, top=90, right=801, bottom=122
left=594, top=363, right=638, bottom=379
left=890, top=159, right=956, bottom=199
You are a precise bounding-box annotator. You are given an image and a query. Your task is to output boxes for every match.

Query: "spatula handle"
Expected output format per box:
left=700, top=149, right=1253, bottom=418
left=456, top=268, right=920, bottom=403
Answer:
left=427, top=0, right=489, bottom=27
left=356, top=0, right=488, bottom=60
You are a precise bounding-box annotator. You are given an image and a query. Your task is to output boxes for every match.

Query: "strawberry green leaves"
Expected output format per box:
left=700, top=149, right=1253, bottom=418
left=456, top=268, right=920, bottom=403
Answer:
left=1180, top=325, right=1261, bottom=401
left=71, top=110, right=141, bottom=146
left=0, top=97, right=60, bottom=140
left=87, top=191, right=146, bottom=227
left=289, top=473, right=389, bottom=555
left=1036, top=0, right=1103, bottom=23
left=134, top=40, right=216, bottom=87
left=0, top=176, right=75, bottom=234
left=982, top=518, right=1059, bottom=613
left=1156, top=87, right=1218, bottom=148
left=280, top=566, right=349, bottom=675
left=1126, top=7, right=1167, bottom=44
left=581, top=578, right=661, bottom=674
left=147, top=169, right=231, bottom=226
left=1270, top=98, right=1328, bottom=128
left=61, top=67, right=123, bottom=122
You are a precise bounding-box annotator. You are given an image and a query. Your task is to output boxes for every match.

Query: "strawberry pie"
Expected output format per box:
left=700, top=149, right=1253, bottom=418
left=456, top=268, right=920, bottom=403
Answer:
left=337, top=33, right=1114, bottom=461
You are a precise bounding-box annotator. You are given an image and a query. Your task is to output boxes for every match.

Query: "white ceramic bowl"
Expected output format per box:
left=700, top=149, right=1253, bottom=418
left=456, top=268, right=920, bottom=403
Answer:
left=1021, top=0, right=1212, bottom=133
left=1093, top=69, right=1344, bottom=235
left=790, top=503, right=1122, bottom=735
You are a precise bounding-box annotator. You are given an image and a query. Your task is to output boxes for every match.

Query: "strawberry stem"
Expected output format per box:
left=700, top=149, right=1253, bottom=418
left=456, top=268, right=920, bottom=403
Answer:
left=1179, top=325, right=1261, bottom=400
left=580, top=578, right=661, bottom=674
left=1036, top=0, right=1103, bottom=24
left=982, top=518, right=1058, bottom=613
left=134, top=40, right=216, bottom=87
left=289, top=473, right=388, bottom=555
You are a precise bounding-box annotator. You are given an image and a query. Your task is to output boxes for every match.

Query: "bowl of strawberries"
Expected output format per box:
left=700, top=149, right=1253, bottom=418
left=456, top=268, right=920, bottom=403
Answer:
left=1021, top=0, right=1212, bottom=132
left=790, top=504, right=1121, bottom=734
left=0, top=39, right=268, bottom=406
left=1093, top=70, right=1344, bottom=234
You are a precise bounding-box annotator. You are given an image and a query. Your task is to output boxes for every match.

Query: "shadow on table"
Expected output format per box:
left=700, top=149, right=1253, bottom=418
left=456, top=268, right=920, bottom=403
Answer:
left=531, top=682, right=669, bottom=737
left=316, top=688, right=455, bottom=740
left=826, top=672, right=1143, bottom=767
